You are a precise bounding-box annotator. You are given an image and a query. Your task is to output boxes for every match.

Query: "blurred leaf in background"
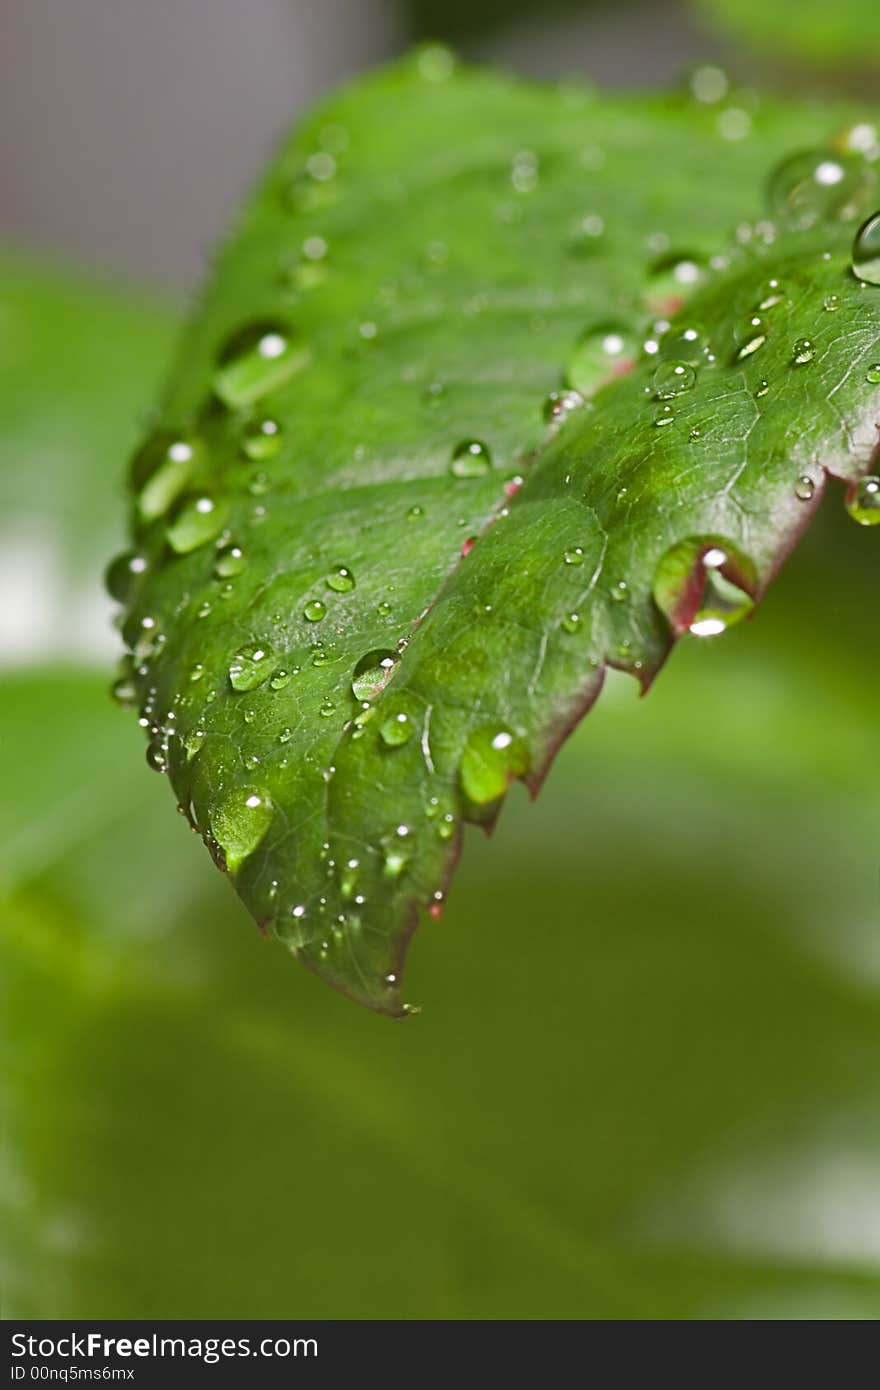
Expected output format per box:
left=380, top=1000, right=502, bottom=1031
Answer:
left=2, top=232, right=880, bottom=1318
left=693, top=0, right=878, bottom=67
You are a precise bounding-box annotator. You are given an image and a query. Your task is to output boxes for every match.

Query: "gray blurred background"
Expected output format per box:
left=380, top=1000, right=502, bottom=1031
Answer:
left=1, top=0, right=722, bottom=292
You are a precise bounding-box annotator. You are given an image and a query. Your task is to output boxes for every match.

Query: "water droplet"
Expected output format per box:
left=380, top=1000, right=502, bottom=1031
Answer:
left=654, top=404, right=676, bottom=427
left=213, top=323, right=310, bottom=409
left=795, top=475, right=816, bottom=501
left=379, top=710, right=415, bottom=747
left=132, top=432, right=202, bottom=522
left=210, top=787, right=273, bottom=873
left=823, top=294, right=841, bottom=312
left=852, top=211, right=880, bottom=285
left=184, top=728, right=206, bottom=760
left=105, top=550, right=148, bottom=603
left=646, top=252, right=707, bottom=310
left=566, top=323, right=636, bottom=396
left=241, top=417, right=283, bottom=461
left=166, top=495, right=229, bottom=553
left=767, top=150, right=877, bottom=231
left=653, top=360, right=697, bottom=399
left=657, top=324, right=703, bottom=364
left=450, top=439, right=492, bottom=477
left=407, top=504, right=425, bottom=521
left=303, top=598, right=326, bottom=623
left=792, top=338, right=815, bottom=365
left=229, top=643, right=276, bottom=691
left=542, top=389, right=584, bottom=428
left=736, top=316, right=767, bottom=360
left=460, top=724, right=529, bottom=804
left=561, top=612, right=582, bottom=634
left=189, top=662, right=205, bottom=682
left=845, top=474, right=880, bottom=524
left=270, top=668, right=294, bottom=690
left=325, top=565, right=356, bottom=593
left=214, top=544, right=246, bottom=578
left=376, top=600, right=392, bottom=618
left=610, top=580, right=629, bottom=603
left=564, top=547, right=585, bottom=566
left=351, top=649, right=398, bottom=701
left=687, top=64, right=729, bottom=104
left=866, top=363, right=880, bottom=384
left=145, top=738, right=168, bottom=773
left=111, top=672, right=137, bottom=707
left=319, top=699, right=335, bottom=718
left=653, top=536, right=756, bottom=637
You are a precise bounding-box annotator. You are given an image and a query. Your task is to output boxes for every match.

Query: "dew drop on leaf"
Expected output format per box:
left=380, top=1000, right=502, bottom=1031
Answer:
left=351, top=649, right=398, bottom=701
left=460, top=724, right=529, bottom=804
left=241, top=417, right=283, bottom=460
left=228, top=643, right=277, bottom=691
left=166, top=495, right=230, bottom=554
left=735, top=316, right=767, bottom=360
left=653, top=536, right=756, bottom=637
left=866, top=363, right=880, bottom=384
left=767, top=150, right=877, bottom=231
left=792, top=338, right=815, bottom=365
left=132, top=432, right=202, bottom=522
left=213, top=322, right=310, bottom=409
left=380, top=711, right=415, bottom=747
left=852, top=211, right=880, bottom=285
left=303, top=598, right=327, bottom=622
left=105, top=550, right=148, bottom=603
left=210, top=787, right=273, bottom=873
left=214, top=544, right=247, bottom=578
left=325, top=565, right=356, bottom=592
left=795, top=475, right=816, bottom=501
left=653, top=360, right=697, bottom=399
left=845, top=474, right=880, bottom=525
left=566, top=323, right=636, bottom=396
left=450, top=439, right=492, bottom=477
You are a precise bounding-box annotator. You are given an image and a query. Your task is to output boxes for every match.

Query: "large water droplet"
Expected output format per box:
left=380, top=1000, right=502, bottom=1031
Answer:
left=351, top=649, right=398, bottom=701
left=132, top=432, right=201, bottom=522
left=214, top=543, right=247, bottom=578
left=380, top=710, right=415, bottom=747
left=166, top=495, right=229, bottom=553
left=450, top=439, right=492, bottom=478
left=303, top=599, right=326, bottom=623
left=653, top=360, right=697, bottom=399
left=210, top=787, right=273, bottom=873
left=566, top=323, right=636, bottom=396
left=459, top=723, right=529, bottom=804
left=229, top=643, right=276, bottom=691
left=105, top=550, right=148, bottom=604
left=214, top=323, right=310, bottom=409
left=653, top=536, right=756, bottom=638
left=767, top=150, right=877, bottom=231
left=241, top=417, right=284, bottom=461
left=845, top=474, right=880, bottom=525
left=325, top=566, right=356, bottom=593
left=852, top=211, right=880, bottom=285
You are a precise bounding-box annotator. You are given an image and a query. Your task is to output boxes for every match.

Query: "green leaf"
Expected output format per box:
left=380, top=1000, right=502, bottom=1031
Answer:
left=112, top=54, right=880, bottom=1013
left=692, top=0, right=879, bottom=67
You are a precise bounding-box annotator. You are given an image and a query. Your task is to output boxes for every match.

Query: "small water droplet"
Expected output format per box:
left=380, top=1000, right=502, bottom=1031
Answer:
left=823, top=294, right=841, bottom=312
left=214, top=323, right=310, bottom=409
left=210, top=787, right=273, bottom=873
left=380, top=710, right=415, bottom=747
left=460, top=724, right=529, bottom=804
left=105, top=550, right=148, bottom=604
left=351, top=649, right=398, bottom=701
left=184, top=728, right=206, bottom=760
left=376, top=600, right=392, bottom=618
left=214, top=544, right=246, bottom=578
left=865, top=362, right=880, bottom=384
left=542, top=389, right=584, bottom=428
left=241, top=417, right=283, bottom=461
left=561, top=612, right=582, bottom=634
left=319, top=699, right=335, bottom=718
left=845, top=474, right=880, bottom=524
left=566, top=323, right=636, bottom=396
left=229, top=643, right=276, bottom=691
left=132, top=432, right=202, bottom=522
left=853, top=211, right=880, bottom=285
left=658, top=324, right=703, bottom=364
left=653, top=536, right=756, bottom=637
left=564, top=547, right=585, bottom=566
left=792, top=338, right=815, bottom=365
left=653, top=360, right=697, bottom=399
left=736, top=316, right=767, bottom=360
left=325, top=565, right=356, bottom=593
left=795, top=475, right=816, bottom=501
left=303, top=598, right=327, bottom=623
left=166, top=495, right=229, bottom=553
left=450, top=439, right=492, bottom=477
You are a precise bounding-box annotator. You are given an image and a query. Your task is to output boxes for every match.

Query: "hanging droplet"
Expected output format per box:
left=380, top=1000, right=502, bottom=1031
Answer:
left=792, top=338, right=815, bottom=365
left=303, top=598, right=326, bottom=622
left=653, top=360, right=697, bottom=399
left=852, top=211, right=880, bottom=285
left=653, top=536, right=756, bottom=638
left=380, top=711, right=415, bottom=747
left=325, top=565, right=356, bottom=593
left=213, top=323, right=310, bottom=409
left=795, top=475, right=816, bottom=501
left=132, top=432, right=202, bottom=522
left=351, top=649, right=398, bottom=701
left=767, top=150, right=877, bottom=231
left=566, top=323, right=637, bottom=396
left=166, top=495, right=230, bottom=553
left=229, top=643, right=277, bottom=691
left=210, top=787, right=273, bottom=873
left=241, top=417, right=283, bottom=461
left=450, top=439, right=492, bottom=478
left=105, top=550, right=148, bottom=604
left=460, top=724, right=529, bottom=804
left=845, top=474, right=880, bottom=525
left=214, top=544, right=247, bottom=578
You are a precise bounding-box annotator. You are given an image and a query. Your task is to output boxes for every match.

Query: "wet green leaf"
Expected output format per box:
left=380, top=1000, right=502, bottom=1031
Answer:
left=111, top=56, right=880, bottom=1012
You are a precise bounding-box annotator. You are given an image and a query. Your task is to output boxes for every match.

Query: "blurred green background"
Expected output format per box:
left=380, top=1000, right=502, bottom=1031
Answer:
left=1, top=0, right=879, bottom=1320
